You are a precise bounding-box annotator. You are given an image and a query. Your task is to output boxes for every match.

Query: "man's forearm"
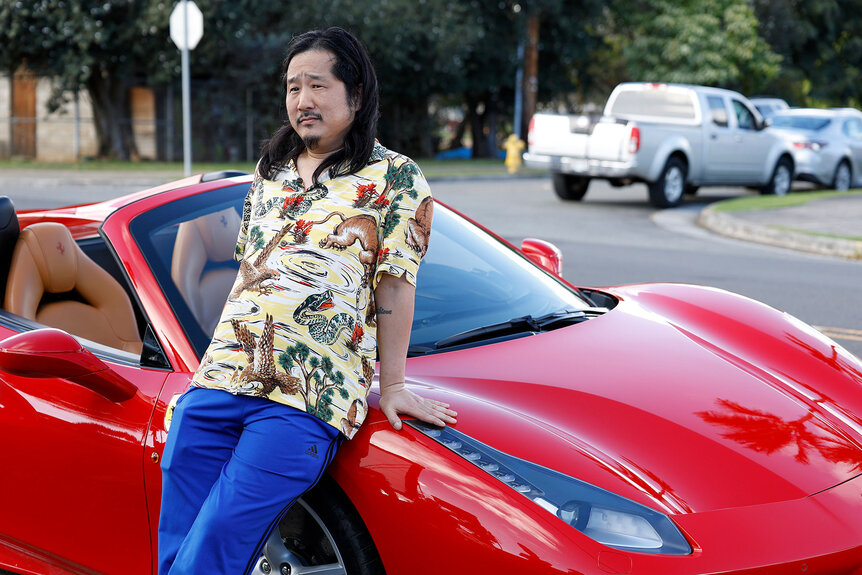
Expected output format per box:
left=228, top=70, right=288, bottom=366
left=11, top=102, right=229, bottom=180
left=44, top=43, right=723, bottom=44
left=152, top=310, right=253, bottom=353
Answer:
left=374, top=274, right=415, bottom=392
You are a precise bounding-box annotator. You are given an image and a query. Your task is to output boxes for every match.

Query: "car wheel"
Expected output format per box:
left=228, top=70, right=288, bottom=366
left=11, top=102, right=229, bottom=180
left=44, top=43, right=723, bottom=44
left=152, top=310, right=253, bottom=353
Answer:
left=255, top=477, right=385, bottom=575
left=832, top=161, right=852, bottom=191
left=761, top=157, right=793, bottom=196
left=552, top=173, right=590, bottom=201
left=647, top=157, right=687, bottom=208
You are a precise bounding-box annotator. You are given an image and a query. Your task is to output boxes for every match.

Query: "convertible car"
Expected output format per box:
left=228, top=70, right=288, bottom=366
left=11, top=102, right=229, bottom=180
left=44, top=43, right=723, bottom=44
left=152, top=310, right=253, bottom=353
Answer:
left=0, top=173, right=861, bottom=575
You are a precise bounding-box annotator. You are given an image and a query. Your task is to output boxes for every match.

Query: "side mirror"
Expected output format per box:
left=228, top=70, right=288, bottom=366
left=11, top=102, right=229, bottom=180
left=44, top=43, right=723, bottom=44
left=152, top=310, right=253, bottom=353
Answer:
left=520, top=238, right=563, bottom=276
left=0, top=328, right=137, bottom=402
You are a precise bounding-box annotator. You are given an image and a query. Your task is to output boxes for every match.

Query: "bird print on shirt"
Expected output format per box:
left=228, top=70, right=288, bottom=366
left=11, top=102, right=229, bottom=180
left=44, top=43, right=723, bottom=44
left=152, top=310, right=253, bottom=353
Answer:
left=230, top=221, right=293, bottom=299
left=230, top=313, right=301, bottom=396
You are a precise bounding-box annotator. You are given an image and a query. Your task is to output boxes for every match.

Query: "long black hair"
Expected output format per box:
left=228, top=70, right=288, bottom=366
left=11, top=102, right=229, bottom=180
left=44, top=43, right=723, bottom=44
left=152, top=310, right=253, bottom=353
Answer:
left=258, top=27, right=380, bottom=183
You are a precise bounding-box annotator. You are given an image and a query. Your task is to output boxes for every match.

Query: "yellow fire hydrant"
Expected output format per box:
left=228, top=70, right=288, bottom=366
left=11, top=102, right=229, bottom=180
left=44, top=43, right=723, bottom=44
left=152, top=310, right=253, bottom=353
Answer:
left=504, top=134, right=525, bottom=174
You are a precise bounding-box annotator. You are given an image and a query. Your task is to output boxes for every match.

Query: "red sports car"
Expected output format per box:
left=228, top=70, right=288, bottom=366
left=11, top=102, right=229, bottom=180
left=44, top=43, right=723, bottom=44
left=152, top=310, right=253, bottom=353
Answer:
left=0, top=174, right=861, bottom=575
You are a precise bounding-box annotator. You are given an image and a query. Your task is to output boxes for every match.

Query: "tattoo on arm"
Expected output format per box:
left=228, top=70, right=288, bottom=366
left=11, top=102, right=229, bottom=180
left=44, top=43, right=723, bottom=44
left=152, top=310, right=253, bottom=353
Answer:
left=377, top=307, right=393, bottom=315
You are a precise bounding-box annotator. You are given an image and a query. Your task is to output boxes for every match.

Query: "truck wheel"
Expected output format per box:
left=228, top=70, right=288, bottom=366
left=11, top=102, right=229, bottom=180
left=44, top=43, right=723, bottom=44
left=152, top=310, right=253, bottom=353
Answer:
left=647, top=157, right=687, bottom=208
left=761, top=157, right=793, bottom=196
left=831, top=160, right=852, bottom=191
left=552, top=174, right=590, bottom=201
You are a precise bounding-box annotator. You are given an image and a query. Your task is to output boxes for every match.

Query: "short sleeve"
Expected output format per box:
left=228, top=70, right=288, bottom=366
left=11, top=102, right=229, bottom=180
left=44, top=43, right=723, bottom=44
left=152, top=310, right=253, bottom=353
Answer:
left=373, top=161, right=433, bottom=288
left=234, top=169, right=259, bottom=261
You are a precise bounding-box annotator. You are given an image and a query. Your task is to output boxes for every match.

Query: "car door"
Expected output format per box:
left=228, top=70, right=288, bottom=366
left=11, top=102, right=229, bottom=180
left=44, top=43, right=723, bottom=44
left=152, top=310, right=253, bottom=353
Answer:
left=843, top=117, right=862, bottom=185
left=703, top=94, right=737, bottom=181
left=0, top=319, right=168, bottom=574
left=726, top=98, right=775, bottom=182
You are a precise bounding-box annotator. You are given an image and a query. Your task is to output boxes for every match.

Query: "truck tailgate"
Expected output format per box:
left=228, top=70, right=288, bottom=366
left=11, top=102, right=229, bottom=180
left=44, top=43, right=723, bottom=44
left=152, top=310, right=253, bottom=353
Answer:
left=589, top=121, right=631, bottom=162
left=528, top=114, right=589, bottom=157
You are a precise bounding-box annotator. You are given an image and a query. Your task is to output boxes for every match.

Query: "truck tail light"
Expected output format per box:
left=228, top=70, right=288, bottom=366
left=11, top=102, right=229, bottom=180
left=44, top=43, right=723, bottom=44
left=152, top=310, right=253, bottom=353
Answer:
left=628, top=126, right=641, bottom=154
left=528, top=116, right=535, bottom=148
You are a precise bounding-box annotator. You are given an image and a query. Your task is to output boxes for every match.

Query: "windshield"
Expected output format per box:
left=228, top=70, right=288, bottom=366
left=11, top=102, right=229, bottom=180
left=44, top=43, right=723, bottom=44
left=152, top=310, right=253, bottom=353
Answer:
left=771, top=115, right=832, bottom=131
left=129, top=184, right=591, bottom=358
left=411, top=206, right=590, bottom=351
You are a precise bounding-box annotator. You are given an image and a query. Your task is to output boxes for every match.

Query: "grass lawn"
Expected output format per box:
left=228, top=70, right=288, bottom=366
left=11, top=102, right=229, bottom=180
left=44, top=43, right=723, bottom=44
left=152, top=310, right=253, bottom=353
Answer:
left=0, top=157, right=546, bottom=180
left=713, top=189, right=862, bottom=212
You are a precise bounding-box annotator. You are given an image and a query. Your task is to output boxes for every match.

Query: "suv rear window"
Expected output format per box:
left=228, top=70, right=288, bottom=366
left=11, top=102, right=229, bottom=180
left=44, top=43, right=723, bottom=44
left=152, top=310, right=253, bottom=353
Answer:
left=609, top=88, right=697, bottom=120
left=772, top=115, right=832, bottom=131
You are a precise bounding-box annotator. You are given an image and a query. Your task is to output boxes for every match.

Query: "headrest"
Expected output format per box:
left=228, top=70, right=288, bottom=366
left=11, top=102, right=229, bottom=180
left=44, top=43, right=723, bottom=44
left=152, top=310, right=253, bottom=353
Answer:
left=0, top=196, right=20, bottom=299
left=18, top=223, right=80, bottom=293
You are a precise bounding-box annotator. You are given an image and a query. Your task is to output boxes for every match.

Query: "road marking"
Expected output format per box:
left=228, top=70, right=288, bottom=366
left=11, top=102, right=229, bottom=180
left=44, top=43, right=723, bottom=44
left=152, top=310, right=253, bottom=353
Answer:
left=815, top=326, right=862, bottom=342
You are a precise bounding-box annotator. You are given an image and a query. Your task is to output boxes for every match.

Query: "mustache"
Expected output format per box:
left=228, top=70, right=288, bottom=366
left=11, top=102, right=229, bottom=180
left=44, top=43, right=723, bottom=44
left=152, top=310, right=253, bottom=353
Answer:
left=296, top=112, right=322, bottom=122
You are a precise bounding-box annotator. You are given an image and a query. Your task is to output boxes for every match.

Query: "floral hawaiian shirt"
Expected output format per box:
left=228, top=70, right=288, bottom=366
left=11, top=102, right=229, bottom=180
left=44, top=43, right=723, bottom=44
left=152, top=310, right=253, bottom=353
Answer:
left=187, top=142, right=432, bottom=439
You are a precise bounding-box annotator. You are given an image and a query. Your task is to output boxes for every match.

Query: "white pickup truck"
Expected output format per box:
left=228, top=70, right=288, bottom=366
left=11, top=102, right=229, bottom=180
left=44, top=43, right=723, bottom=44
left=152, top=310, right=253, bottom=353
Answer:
left=524, top=82, right=796, bottom=208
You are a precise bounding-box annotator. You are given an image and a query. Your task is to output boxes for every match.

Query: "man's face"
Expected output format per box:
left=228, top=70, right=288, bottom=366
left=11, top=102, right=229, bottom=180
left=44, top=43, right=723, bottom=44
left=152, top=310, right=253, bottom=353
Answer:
left=286, top=49, right=358, bottom=154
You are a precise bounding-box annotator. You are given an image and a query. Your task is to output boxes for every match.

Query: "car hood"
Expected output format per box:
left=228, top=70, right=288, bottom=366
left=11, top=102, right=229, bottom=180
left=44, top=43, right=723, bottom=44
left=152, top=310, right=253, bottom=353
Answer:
left=400, top=284, right=862, bottom=515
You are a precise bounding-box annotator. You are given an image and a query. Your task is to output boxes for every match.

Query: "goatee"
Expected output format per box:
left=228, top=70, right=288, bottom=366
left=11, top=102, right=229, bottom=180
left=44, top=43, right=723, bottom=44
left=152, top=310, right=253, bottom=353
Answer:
left=303, top=135, right=321, bottom=150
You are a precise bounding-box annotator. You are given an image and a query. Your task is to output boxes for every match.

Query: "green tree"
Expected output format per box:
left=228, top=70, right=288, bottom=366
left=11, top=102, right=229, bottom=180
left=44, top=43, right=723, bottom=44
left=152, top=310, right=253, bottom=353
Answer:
left=752, top=0, right=862, bottom=107
left=0, top=0, right=175, bottom=159
left=593, top=0, right=781, bottom=96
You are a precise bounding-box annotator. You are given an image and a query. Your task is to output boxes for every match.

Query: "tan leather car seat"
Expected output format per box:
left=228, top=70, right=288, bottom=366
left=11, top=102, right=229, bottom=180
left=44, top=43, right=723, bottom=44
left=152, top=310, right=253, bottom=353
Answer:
left=4, top=222, right=143, bottom=354
left=171, top=207, right=241, bottom=336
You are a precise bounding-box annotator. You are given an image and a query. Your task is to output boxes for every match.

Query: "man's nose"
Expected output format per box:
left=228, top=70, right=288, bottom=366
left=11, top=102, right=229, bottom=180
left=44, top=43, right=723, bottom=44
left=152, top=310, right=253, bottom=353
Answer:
left=297, top=87, right=314, bottom=109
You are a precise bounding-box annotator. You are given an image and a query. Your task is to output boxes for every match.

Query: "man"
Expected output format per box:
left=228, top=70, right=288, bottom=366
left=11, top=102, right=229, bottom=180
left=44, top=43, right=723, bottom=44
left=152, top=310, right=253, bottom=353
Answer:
left=158, top=27, right=456, bottom=575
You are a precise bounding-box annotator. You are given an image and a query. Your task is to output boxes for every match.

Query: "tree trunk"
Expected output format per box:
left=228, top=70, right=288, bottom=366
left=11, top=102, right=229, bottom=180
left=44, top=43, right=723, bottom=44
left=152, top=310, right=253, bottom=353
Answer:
left=467, top=95, right=489, bottom=158
left=486, top=90, right=499, bottom=157
left=86, top=69, right=137, bottom=160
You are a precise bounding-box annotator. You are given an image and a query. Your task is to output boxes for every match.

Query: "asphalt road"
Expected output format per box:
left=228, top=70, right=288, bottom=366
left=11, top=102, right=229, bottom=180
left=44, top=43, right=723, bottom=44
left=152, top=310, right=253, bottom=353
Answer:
left=431, top=176, right=862, bottom=359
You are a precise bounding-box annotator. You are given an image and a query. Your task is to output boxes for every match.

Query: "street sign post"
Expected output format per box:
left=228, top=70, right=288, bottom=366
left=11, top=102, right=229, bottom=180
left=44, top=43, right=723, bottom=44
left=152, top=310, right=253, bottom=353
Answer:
left=170, top=1, right=203, bottom=176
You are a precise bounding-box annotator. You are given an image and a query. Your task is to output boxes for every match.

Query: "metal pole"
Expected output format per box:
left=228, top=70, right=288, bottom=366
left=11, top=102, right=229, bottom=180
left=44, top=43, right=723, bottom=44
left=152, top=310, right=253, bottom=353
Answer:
left=514, top=41, right=524, bottom=138
left=73, top=89, right=81, bottom=161
left=246, top=88, right=254, bottom=162
left=181, top=0, right=192, bottom=176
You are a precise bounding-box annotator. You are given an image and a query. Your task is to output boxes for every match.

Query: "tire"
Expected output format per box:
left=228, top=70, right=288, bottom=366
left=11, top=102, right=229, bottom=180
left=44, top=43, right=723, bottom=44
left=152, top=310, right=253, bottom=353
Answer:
left=832, top=160, right=852, bottom=191
left=647, top=157, right=687, bottom=208
left=552, top=173, right=590, bottom=201
left=761, top=157, right=793, bottom=196
left=255, top=477, right=385, bottom=575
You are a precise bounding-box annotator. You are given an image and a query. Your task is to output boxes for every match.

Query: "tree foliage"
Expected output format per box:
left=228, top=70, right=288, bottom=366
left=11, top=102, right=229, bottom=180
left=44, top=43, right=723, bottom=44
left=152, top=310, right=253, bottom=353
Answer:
left=592, top=0, right=781, bottom=96
left=0, top=0, right=176, bottom=159
left=1, top=0, right=859, bottom=160
left=752, top=0, right=862, bottom=107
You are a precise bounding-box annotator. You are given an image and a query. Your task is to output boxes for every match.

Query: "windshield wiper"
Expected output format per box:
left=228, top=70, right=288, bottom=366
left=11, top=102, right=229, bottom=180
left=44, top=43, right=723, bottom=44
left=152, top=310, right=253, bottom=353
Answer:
left=433, top=309, right=588, bottom=351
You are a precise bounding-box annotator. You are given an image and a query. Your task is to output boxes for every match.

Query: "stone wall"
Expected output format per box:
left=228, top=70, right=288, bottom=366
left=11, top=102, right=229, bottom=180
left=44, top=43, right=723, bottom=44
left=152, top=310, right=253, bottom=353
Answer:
left=34, top=78, right=99, bottom=162
left=0, top=73, right=157, bottom=162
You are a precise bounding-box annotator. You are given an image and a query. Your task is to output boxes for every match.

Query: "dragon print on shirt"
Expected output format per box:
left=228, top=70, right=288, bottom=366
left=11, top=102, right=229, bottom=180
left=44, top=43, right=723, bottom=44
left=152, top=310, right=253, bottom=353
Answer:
left=189, top=143, right=431, bottom=440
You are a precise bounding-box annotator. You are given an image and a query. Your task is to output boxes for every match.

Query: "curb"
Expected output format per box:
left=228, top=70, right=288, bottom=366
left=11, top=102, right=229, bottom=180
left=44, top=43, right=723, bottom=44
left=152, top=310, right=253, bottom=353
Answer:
left=698, top=205, right=862, bottom=260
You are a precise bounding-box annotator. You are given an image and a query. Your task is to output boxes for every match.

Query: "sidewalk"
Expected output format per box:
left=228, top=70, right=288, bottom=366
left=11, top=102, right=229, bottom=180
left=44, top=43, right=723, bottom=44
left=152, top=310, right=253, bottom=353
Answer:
left=698, top=193, right=862, bottom=260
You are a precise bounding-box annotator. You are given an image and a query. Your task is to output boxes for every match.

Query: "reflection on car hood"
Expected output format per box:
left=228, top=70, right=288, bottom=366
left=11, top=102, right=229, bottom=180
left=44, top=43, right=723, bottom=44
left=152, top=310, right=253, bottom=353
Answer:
left=402, top=283, right=862, bottom=515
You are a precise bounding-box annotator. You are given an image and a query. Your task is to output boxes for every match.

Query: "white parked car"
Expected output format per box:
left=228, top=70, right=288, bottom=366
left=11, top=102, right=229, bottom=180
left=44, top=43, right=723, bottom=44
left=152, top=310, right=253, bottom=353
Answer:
left=769, top=107, right=862, bottom=191
left=750, top=97, right=790, bottom=119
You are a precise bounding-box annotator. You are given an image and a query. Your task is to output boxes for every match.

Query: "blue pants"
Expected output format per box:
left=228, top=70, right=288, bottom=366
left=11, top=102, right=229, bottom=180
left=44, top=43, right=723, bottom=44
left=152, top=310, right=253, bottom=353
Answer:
left=158, top=387, right=341, bottom=575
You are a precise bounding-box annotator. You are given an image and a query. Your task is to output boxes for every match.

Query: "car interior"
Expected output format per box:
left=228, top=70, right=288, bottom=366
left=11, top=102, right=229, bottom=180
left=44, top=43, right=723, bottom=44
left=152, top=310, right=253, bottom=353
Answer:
left=0, top=195, right=148, bottom=358
left=0, top=193, right=245, bottom=367
left=170, top=206, right=242, bottom=337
